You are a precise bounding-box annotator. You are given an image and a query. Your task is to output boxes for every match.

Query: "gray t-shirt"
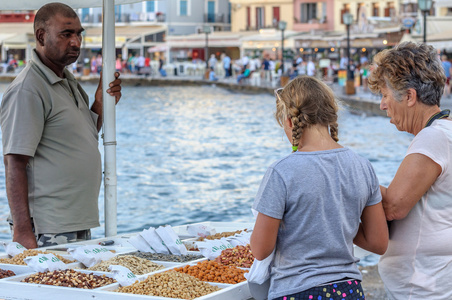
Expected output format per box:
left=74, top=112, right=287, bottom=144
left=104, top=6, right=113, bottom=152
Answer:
left=1, top=50, right=101, bottom=234
left=253, top=147, right=381, bottom=299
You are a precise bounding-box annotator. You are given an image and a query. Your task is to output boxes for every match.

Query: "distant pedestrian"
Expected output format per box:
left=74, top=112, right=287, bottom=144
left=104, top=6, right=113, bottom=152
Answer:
left=441, top=55, right=451, bottom=98
left=242, top=54, right=249, bottom=69
left=136, top=54, right=145, bottom=74
left=159, top=57, right=167, bottom=77
left=261, top=56, right=271, bottom=81
left=95, top=53, right=102, bottom=74
left=222, top=52, right=231, bottom=78
left=115, top=55, right=122, bottom=72
left=237, top=64, right=250, bottom=84
left=208, top=54, right=217, bottom=69
left=339, top=54, right=348, bottom=70
left=209, top=67, right=218, bottom=81
left=306, top=58, right=316, bottom=76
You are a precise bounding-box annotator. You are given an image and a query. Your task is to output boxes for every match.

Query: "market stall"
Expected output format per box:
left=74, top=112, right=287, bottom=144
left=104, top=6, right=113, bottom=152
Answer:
left=0, top=222, right=254, bottom=300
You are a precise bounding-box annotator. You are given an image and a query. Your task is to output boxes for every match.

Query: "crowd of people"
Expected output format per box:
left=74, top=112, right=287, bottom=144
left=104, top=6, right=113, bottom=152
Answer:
left=63, top=48, right=452, bottom=97
left=1, top=2, right=452, bottom=300
left=1, top=54, right=26, bottom=74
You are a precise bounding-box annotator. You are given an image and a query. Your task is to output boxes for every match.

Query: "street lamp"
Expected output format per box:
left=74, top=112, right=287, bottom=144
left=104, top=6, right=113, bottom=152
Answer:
left=418, top=0, right=432, bottom=43
left=278, top=20, right=287, bottom=75
left=343, top=12, right=355, bottom=95
left=202, top=25, right=211, bottom=68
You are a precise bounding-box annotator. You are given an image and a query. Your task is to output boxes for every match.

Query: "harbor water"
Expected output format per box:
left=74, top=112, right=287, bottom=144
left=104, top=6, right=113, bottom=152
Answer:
left=0, top=83, right=413, bottom=263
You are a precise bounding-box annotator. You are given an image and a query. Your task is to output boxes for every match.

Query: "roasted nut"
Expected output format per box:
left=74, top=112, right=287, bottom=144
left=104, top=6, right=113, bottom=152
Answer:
left=88, top=255, right=165, bottom=274
left=0, top=269, right=16, bottom=279
left=123, top=252, right=203, bottom=263
left=175, top=260, right=248, bottom=284
left=21, top=269, right=116, bottom=289
left=0, top=249, right=74, bottom=265
left=214, top=244, right=254, bottom=268
left=196, top=229, right=248, bottom=241
left=115, top=270, right=220, bottom=299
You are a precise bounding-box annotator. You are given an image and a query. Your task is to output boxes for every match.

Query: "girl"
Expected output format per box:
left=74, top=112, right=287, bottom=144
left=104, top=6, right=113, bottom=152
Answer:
left=250, top=76, right=388, bottom=300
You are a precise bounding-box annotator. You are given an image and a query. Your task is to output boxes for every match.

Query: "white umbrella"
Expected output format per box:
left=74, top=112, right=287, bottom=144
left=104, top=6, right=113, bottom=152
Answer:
left=0, top=0, right=147, bottom=237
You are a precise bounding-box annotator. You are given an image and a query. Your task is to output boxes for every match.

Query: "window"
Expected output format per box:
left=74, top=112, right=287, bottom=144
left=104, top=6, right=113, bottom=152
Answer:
left=340, top=4, right=351, bottom=24
left=81, top=8, right=90, bottom=22
left=320, top=2, right=327, bottom=23
left=273, top=6, right=280, bottom=27
left=147, top=1, right=155, bottom=12
left=357, top=3, right=365, bottom=22
left=246, top=6, right=251, bottom=29
left=207, top=1, right=215, bottom=22
left=300, top=3, right=317, bottom=23
left=372, top=3, right=379, bottom=17
left=256, top=7, right=265, bottom=29
left=385, top=2, right=395, bottom=17
left=180, top=0, right=188, bottom=16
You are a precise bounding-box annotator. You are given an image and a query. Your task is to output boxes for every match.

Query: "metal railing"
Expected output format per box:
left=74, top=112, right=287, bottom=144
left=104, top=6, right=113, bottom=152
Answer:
left=204, top=13, right=230, bottom=23
left=79, top=12, right=166, bottom=24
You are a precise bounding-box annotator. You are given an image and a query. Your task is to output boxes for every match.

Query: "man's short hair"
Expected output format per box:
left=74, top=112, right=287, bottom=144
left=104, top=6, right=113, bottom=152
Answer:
left=34, top=2, right=79, bottom=33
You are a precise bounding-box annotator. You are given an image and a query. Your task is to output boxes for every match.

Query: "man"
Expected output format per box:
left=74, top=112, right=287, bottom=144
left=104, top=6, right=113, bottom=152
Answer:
left=0, top=2, right=122, bottom=249
left=441, top=54, right=451, bottom=98
left=222, top=52, right=231, bottom=78
left=136, top=54, right=145, bottom=74
left=306, top=57, right=316, bottom=77
left=208, top=54, right=217, bottom=71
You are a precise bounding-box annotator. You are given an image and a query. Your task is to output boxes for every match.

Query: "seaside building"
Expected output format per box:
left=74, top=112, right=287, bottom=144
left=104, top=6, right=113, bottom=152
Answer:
left=75, top=0, right=232, bottom=63
left=0, top=0, right=232, bottom=66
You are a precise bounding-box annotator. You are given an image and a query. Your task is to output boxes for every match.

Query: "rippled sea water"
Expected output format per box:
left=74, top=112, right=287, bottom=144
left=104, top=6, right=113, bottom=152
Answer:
left=0, top=83, right=413, bottom=245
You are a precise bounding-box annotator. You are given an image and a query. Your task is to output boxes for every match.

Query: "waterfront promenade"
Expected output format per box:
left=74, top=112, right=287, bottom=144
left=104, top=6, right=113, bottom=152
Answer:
left=1, top=71, right=451, bottom=116
left=0, top=72, right=386, bottom=117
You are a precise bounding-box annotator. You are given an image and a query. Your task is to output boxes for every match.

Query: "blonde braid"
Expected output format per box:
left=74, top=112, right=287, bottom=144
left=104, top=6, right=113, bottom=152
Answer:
left=291, top=112, right=310, bottom=152
left=329, top=121, right=339, bottom=142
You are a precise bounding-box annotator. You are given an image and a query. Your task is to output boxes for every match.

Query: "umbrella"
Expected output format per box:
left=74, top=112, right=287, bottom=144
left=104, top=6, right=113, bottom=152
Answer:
left=0, top=0, right=147, bottom=237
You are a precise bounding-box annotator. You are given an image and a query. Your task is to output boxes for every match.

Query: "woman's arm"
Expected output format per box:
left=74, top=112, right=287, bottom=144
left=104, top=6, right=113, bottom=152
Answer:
left=250, top=213, right=281, bottom=260
left=353, top=202, right=388, bottom=255
left=382, top=153, right=441, bottom=221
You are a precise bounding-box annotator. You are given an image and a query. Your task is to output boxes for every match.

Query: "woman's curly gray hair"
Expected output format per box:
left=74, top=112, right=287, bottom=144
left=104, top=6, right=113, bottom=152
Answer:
left=368, top=42, right=445, bottom=106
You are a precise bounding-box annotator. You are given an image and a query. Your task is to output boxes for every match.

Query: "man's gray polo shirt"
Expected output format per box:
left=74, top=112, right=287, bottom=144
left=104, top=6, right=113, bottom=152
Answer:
left=1, top=50, right=101, bottom=235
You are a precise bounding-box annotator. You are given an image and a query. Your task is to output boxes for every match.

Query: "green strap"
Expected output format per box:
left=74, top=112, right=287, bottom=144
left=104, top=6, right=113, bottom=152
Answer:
left=425, top=109, right=450, bottom=128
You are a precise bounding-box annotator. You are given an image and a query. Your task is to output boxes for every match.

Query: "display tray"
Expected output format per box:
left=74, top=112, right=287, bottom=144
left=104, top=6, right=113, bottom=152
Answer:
left=43, top=242, right=136, bottom=255
left=0, top=222, right=254, bottom=300
left=172, top=222, right=254, bottom=240
left=0, top=264, right=33, bottom=277
left=0, top=253, right=82, bottom=274
left=0, top=266, right=251, bottom=300
left=97, top=277, right=251, bottom=300
left=119, top=250, right=206, bottom=264
left=0, top=268, right=118, bottom=300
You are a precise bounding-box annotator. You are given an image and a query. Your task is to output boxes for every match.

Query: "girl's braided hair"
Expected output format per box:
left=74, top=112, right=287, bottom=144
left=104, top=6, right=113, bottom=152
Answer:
left=275, top=76, right=339, bottom=152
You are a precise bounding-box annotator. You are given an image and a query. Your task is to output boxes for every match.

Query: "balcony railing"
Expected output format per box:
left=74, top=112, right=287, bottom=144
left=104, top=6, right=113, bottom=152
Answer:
left=0, top=12, right=35, bottom=23
left=204, top=13, right=230, bottom=23
left=79, top=12, right=166, bottom=24
left=245, top=24, right=279, bottom=31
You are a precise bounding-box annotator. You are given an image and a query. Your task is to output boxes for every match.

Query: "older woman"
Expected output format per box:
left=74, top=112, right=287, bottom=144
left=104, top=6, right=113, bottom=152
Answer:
left=368, top=42, right=452, bottom=299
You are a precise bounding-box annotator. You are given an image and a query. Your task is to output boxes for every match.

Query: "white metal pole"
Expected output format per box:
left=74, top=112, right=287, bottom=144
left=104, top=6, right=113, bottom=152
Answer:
left=102, top=0, right=117, bottom=237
